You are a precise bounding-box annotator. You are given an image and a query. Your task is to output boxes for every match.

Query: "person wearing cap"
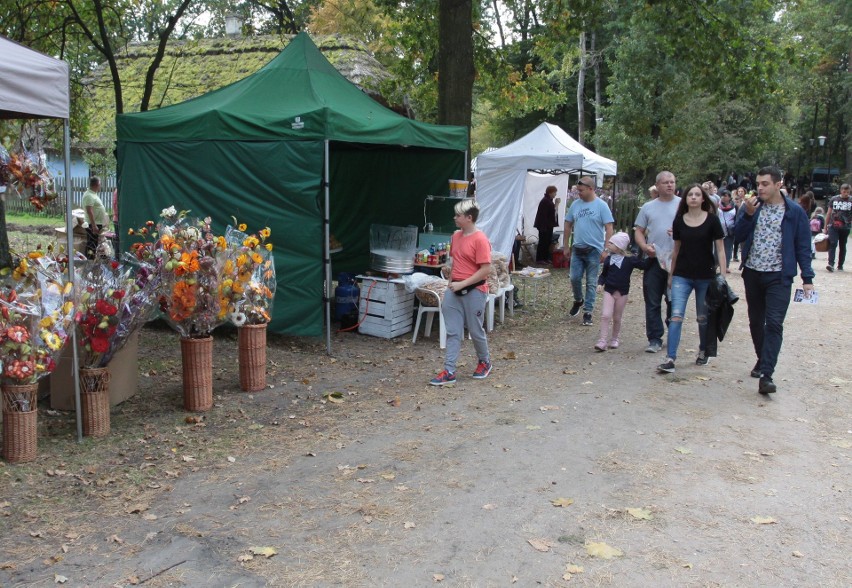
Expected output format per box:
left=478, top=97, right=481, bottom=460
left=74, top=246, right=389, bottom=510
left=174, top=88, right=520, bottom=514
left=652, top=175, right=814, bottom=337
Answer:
left=564, top=176, right=614, bottom=326
left=594, top=232, right=651, bottom=351
left=533, top=185, right=560, bottom=264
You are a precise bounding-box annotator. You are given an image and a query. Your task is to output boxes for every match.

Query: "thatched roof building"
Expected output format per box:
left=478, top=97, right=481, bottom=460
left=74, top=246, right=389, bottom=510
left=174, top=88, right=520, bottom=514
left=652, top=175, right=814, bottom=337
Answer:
left=83, top=33, right=393, bottom=146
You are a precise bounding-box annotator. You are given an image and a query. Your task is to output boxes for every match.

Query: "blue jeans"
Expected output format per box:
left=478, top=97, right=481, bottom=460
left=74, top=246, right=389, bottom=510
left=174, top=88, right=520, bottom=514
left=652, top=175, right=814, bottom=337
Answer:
left=570, top=247, right=601, bottom=313
left=643, top=262, right=671, bottom=346
left=742, top=268, right=791, bottom=378
left=666, top=275, right=711, bottom=361
left=722, top=235, right=734, bottom=268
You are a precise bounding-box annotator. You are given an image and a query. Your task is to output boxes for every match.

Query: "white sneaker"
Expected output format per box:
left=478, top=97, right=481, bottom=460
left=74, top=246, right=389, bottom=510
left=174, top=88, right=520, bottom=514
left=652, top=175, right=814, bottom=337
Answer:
left=645, top=342, right=662, bottom=353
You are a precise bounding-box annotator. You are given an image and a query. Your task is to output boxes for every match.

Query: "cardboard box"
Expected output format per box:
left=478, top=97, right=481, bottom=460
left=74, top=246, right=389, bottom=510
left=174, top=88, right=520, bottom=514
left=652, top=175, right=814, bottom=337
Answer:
left=48, top=332, right=139, bottom=411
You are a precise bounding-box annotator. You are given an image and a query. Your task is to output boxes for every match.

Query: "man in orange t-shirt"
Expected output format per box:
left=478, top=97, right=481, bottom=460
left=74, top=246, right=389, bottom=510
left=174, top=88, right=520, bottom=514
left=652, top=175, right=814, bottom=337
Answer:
left=430, top=199, right=493, bottom=386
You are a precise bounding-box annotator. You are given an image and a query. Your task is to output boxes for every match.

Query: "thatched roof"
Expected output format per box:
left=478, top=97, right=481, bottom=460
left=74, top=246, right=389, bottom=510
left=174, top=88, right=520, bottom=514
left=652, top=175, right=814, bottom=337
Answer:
left=83, top=33, right=392, bottom=146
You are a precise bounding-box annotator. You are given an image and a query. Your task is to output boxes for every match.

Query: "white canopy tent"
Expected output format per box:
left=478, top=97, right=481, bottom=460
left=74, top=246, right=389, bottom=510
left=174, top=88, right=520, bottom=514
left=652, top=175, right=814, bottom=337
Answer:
left=475, top=122, right=617, bottom=257
left=0, top=35, right=83, bottom=442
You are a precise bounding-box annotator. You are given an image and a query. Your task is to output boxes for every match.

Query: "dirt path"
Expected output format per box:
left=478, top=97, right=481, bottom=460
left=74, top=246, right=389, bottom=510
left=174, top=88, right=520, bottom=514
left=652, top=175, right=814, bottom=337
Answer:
left=1, top=252, right=850, bottom=587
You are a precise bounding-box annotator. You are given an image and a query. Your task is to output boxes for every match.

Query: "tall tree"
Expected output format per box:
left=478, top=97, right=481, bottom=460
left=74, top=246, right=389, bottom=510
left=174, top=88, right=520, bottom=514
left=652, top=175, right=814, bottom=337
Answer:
left=438, top=0, right=475, bottom=135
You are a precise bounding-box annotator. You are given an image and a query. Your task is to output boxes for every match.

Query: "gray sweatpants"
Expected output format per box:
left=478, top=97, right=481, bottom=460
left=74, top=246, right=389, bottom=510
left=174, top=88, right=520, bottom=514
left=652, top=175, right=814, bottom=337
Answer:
left=442, top=288, right=489, bottom=373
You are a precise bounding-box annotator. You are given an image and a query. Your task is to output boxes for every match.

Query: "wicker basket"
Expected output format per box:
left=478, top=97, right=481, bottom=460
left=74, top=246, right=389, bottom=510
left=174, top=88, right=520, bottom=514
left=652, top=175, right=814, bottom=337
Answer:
left=2, top=383, right=38, bottom=463
left=181, top=336, right=213, bottom=412
left=238, top=324, right=267, bottom=392
left=814, top=235, right=829, bottom=252
left=80, top=367, right=111, bottom=437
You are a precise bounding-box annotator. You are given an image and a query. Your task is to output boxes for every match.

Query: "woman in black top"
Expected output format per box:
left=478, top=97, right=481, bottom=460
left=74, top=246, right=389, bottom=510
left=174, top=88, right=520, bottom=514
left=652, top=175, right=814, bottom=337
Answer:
left=657, top=184, right=726, bottom=374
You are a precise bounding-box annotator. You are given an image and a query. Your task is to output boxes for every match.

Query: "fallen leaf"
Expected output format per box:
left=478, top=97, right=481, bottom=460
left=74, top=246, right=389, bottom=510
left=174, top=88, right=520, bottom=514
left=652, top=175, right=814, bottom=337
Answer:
left=0, top=562, right=15, bottom=570
left=626, top=507, right=654, bottom=520
left=107, top=534, right=124, bottom=544
left=380, top=472, right=396, bottom=480
left=792, top=550, right=804, bottom=558
left=433, top=573, right=444, bottom=582
left=682, top=563, right=693, bottom=569
left=142, top=514, right=158, bottom=521
left=482, top=503, right=497, bottom=510
left=248, top=424, right=264, bottom=430
left=184, top=415, right=203, bottom=424
left=325, top=392, right=344, bottom=404
left=227, top=456, right=236, bottom=463
left=527, top=538, right=552, bottom=552
left=127, top=575, right=140, bottom=585
left=357, top=478, right=375, bottom=484
left=751, top=516, right=777, bottom=525
left=387, top=396, right=401, bottom=407
left=539, top=405, right=560, bottom=412
left=54, top=574, right=68, bottom=584
left=586, top=541, right=623, bottom=559
left=503, top=351, right=516, bottom=360
left=404, top=521, right=416, bottom=529
left=551, top=497, right=574, bottom=508
left=565, top=564, right=584, bottom=574
left=239, top=554, right=256, bottom=563
left=696, top=376, right=710, bottom=381
left=126, top=504, right=149, bottom=514
left=249, top=546, right=277, bottom=558
left=181, top=455, right=196, bottom=462
left=526, top=425, right=541, bottom=430
left=64, top=532, right=80, bottom=540
left=238, top=496, right=251, bottom=504
left=563, top=369, right=577, bottom=375
left=675, top=447, right=693, bottom=455
left=30, top=530, right=44, bottom=538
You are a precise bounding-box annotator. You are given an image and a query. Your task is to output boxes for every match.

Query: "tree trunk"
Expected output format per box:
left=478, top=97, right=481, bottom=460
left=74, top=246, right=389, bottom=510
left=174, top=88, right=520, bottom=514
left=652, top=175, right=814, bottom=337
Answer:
left=438, top=0, right=474, bottom=143
left=593, top=30, right=602, bottom=148
left=577, top=30, right=586, bottom=147
left=491, top=0, right=505, bottom=48
left=0, top=199, right=13, bottom=270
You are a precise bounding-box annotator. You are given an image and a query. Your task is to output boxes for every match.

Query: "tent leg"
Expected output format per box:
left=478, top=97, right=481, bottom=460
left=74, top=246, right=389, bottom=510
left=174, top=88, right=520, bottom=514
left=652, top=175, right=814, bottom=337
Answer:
left=64, top=120, right=82, bottom=443
left=324, top=140, right=332, bottom=355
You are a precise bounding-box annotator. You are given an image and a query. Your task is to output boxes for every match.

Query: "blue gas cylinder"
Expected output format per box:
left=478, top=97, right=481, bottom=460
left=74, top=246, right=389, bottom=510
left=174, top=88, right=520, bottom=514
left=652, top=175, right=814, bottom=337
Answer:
left=335, top=273, right=360, bottom=322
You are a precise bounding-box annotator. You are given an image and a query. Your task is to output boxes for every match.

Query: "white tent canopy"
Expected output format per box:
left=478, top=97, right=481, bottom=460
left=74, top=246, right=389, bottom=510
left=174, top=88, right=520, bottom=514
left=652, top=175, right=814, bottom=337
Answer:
left=0, top=35, right=70, bottom=119
left=475, top=122, right=617, bottom=257
left=0, top=35, right=83, bottom=443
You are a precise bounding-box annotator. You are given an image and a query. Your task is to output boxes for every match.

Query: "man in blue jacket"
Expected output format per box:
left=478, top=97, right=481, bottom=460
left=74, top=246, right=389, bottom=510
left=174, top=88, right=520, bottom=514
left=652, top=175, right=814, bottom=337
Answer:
left=734, top=166, right=814, bottom=395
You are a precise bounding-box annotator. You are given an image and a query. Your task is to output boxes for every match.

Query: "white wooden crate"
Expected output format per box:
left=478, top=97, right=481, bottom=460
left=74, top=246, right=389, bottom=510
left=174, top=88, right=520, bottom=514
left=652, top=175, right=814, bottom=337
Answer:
left=357, top=277, right=415, bottom=339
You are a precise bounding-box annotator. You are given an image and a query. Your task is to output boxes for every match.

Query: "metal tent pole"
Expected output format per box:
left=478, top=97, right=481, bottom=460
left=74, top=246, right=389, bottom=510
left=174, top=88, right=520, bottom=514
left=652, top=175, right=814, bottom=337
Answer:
left=324, top=140, right=332, bottom=355
left=64, top=119, right=82, bottom=443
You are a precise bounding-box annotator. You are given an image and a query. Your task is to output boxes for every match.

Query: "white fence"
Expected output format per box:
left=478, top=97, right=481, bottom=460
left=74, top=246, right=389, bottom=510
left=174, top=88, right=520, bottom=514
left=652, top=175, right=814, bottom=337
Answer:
left=4, top=175, right=117, bottom=217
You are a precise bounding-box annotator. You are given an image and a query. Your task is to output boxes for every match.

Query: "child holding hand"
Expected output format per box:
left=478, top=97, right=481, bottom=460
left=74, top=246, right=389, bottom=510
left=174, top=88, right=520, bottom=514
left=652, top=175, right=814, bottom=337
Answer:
left=594, top=232, right=650, bottom=351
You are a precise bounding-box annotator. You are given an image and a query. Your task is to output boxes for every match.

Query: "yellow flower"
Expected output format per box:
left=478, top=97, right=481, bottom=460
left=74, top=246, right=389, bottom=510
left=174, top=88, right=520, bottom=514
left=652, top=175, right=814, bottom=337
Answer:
left=39, top=316, right=56, bottom=329
left=259, top=227, right=271, bottom=239
left=251, top=252, right=263, bottom=265
left=27, top=251, right=44, bottom=260
left=265, top=243, right=273, bottom=252
left=223, top=259, right=234, bottom=275
left=215, top=236, right=227, bottom=250
left=41, top=330, right=63, bottom=351
left=238, top=223, right=248, bottom=232
left=236, top=254, right=248, bottom=268
left=243, top=236, right=260, bottom=249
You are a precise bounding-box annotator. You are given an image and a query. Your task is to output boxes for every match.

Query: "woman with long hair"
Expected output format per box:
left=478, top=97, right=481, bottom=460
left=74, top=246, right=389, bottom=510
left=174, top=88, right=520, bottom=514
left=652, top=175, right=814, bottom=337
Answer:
left=657, top=184, right=726, bottom=374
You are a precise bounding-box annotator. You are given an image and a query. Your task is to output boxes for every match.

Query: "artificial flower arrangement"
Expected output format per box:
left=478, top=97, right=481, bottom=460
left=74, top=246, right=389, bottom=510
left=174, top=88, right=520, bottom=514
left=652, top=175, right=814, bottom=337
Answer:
left=74, top=258, right=161, bottom=368
left=0, top=249, right=75, bottom=405
left=218, top=221, right=276, bottom=327
left=130, top=207, right=226, bottom=338
left=0, top=146, right=58, bottom=211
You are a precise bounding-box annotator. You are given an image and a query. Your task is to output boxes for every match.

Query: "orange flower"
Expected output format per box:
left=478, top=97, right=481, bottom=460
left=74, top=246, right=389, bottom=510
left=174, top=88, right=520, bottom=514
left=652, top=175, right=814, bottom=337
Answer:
left=175, top=251, right=200, bottom=276
left=170, top=281, right=197, bottom=321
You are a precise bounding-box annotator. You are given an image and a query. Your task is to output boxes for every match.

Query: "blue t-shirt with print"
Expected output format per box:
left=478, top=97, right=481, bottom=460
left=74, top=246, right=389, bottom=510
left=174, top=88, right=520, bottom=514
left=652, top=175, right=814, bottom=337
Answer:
left=565, top=197, right=614, bottom=251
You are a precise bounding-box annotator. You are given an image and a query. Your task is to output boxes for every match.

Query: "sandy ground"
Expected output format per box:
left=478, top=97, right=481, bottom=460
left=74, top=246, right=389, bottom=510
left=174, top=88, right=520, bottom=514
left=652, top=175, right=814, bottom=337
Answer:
left=1, top=250, right=850, bottom=588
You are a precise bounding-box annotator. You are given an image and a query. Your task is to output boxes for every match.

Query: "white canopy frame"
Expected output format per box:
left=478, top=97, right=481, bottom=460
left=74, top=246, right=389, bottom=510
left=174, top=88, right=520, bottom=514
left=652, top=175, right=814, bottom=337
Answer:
left=0, top=35, right=83, bottom=442
left=474, top=123, right=618, bottom=257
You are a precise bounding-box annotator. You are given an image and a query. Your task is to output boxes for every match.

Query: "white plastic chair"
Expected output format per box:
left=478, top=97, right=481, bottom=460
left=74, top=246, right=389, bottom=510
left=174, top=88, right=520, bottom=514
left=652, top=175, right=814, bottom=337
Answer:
left=412, top=288, right=446, bottom=348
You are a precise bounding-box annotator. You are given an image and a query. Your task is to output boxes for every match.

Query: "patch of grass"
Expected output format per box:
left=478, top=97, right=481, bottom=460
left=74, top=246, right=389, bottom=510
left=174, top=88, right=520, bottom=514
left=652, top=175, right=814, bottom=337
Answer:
left=5, top=212, right=65, bottom=226
left=6, top=229, right=57, bottom=255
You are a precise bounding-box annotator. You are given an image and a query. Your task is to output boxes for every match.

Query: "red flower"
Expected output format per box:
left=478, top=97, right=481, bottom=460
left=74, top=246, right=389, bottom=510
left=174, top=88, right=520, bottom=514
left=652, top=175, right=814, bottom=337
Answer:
left=90, top=336, right=110, bottom=353
left=95, top=299, right=117, bottom=316
left=112, top=290, right=125, bottom=299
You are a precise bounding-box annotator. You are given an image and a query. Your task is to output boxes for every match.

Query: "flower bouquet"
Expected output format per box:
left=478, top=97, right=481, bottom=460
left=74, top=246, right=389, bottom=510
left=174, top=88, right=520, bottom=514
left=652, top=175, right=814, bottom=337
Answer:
left=219, top=222, right=276, bottom=391
left=129, top=207, right=225, bottom=411
left=0, top=252, right=74, bottom=462
left=1, top=148, right=58, bottom=211
left=73, top=259, right=160, bottom=436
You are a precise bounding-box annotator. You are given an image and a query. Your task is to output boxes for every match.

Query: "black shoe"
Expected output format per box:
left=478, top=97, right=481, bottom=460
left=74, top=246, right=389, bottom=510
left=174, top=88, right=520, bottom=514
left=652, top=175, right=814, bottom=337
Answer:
left=758, top=376, right=776, bottom=395
left=569, top=300, right=584, bottom=317
left=839, top=266, right=845, bottom=271
left=695, top=352, right=708, bottom=366
left=826, top=265, right=834, bottom=272
left=582, top=312, right=593, bottom=326
left=657, top=359, right=676, bottom=374
left=750, top=360, right=762, bottom=379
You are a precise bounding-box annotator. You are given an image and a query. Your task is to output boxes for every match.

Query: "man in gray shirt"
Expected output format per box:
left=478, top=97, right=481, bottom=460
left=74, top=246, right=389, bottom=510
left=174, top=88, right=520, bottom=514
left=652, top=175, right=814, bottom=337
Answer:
left=634, top=171, right=681, bottom=353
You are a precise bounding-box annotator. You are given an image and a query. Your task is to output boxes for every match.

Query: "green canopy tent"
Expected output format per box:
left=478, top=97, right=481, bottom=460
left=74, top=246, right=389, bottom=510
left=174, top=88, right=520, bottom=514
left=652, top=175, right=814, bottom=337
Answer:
left=116, top=32, right=467, bottom=351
